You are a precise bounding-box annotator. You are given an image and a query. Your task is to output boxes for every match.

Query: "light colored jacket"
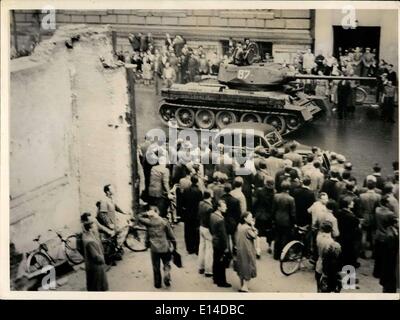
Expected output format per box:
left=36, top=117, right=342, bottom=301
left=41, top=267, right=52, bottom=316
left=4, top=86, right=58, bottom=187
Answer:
left=149, top=164, right=170, bottom=198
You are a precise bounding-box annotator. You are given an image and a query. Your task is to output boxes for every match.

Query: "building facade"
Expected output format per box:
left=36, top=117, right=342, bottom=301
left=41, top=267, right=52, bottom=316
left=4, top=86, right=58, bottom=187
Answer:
left=12, top=9, right=314, bottom=63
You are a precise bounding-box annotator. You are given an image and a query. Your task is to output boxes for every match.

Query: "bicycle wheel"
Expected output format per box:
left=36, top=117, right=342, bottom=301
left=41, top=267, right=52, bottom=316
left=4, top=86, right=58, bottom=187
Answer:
left=280, top=240, right=304, bottom=276
left=355, top=87, right=368, bottom=104
left=124, top=226, right=148, bottom=252
left=26, top=252, right=52, bottom=274
left=65, top=235, right=84, bottom=265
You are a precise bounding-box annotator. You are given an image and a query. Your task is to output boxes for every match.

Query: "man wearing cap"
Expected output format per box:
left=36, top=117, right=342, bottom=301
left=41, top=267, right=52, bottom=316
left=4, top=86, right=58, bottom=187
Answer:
left=272, top=181, right=296, bottom=260
left=81, top=212, right=109, bottom=291
left=363, top=164, right=386, bottom=191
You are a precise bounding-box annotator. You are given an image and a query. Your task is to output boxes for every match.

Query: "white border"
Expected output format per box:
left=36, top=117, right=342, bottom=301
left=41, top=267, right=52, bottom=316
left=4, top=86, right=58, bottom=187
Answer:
left=1, top=0, right=399, bottom=300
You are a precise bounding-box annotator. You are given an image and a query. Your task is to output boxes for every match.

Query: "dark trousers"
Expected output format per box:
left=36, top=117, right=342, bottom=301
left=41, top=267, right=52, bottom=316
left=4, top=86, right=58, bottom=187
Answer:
left=151, top=251, right=172, bottom=288
left=149, top=196, right=169, bottom=218
left=184, top=219, right=199, bottom=254
left=315, top=271, right=322, bottom=292
left=373, top=240, right=384, bottom=278
left=274, top=226, right=292, bottom=260
left=382, top=97, right=395, bottom=122
left=212, top=247, right=227, bottom=285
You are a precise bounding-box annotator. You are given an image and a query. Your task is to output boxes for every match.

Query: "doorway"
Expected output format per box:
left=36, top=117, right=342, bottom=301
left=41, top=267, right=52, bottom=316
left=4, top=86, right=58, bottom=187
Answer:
left=333, top=26, right=380, bottom=59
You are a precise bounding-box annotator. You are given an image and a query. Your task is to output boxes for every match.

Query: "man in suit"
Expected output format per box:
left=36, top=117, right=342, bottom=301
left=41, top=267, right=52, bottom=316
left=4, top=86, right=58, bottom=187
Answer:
left=182, top=175, right=203, bottom=254
left=363, top=164, right=386, bottom=192
left=272, top=181, right=296, bottom=260
left=292, top=176, right=316, bottom=228
left=209, top=200, right=231, bottom=288
left=321, top=169, right=343, bottom=202
left=138, top=206, right=177, bottom=289
left=81, top=212, right=109, bottom=291
left=198, top=190, right=214, bottom=277
left=148, top=157, right=170, bottom=218
left=221, top=183, right=241, bottom=251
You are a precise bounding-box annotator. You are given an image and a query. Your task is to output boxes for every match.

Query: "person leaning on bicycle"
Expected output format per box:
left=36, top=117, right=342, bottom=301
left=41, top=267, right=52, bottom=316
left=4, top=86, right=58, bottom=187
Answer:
left=96, top=184, right=132, bottom=264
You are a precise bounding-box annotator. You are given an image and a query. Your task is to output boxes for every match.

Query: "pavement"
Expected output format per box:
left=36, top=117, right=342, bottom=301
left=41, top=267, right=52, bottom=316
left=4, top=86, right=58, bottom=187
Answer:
left=55, top=222, right=382, bottom=293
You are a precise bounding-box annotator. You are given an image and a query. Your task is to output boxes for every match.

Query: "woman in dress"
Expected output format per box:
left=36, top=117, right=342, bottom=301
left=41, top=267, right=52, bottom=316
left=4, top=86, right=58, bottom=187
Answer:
left=235, top=212, right=258, bottom=292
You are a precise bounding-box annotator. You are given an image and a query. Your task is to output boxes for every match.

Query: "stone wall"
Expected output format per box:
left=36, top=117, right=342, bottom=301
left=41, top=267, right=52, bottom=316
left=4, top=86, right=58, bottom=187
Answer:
left=10, top=25, right=133, bottom=252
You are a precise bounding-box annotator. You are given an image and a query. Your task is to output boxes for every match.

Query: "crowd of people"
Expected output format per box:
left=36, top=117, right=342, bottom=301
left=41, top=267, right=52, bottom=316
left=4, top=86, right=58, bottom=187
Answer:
left=115, top=32, right=227, bottom=92
left=288, top=47, right=397, bottom=122
left=119, top=137, right=399, bottom=293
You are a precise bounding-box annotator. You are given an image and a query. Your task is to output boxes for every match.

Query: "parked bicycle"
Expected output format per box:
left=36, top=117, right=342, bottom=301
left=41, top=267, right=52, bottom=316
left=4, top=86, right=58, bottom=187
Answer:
left=26, top=229, right=84, bottom=276
left=280, top=225, right=314, bottom=276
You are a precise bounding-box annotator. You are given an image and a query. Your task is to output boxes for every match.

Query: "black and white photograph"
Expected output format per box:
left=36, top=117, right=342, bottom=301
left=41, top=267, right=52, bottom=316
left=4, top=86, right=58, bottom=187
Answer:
left=1, top=1, right=399, bottom=298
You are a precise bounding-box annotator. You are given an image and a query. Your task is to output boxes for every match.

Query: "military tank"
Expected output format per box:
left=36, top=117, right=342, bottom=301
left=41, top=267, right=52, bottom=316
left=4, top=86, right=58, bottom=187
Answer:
left=159, top=43, right=373, bottom=135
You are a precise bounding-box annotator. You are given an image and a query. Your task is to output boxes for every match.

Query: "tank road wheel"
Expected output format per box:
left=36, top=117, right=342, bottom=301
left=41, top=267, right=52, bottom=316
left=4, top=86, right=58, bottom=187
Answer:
left=159, top=104, right=175, bottom=125
left=240, top=113, right=262, bottom=123
left=355, top=86, right=368, bottom=104
left=264, top=115, right=286, bottom=134
left=175, top=108, right=195, bottom=128
left=195, top=109, right=216, bottom=129
left=216, top=111, right=237, bottom=129
left=285, top=115, right=302, bottom=132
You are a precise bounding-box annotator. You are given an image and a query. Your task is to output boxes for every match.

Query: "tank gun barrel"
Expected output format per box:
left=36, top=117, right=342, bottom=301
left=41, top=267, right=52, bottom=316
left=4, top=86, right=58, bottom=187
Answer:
left=291, top=74, right=376, bottom=81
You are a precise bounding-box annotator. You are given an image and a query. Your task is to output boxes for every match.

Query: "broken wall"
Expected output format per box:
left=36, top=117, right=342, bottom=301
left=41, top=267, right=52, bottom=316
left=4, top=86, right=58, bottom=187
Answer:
left=10, top=25, right=133, bottom=252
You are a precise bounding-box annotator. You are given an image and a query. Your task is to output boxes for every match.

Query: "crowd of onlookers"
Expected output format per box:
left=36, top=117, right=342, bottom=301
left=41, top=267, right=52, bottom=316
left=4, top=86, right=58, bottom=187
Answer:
left=115, top=32, right=228, bottom=91
left=289, top=47, right=397, bottom=122
left=133, top=137, right=399, bottom=293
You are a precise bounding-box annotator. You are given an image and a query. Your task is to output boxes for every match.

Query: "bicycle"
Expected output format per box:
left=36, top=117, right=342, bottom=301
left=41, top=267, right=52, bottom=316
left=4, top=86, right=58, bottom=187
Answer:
left=279, top=225, right=314, bottom=276
left=26, top=229, right=84, bottom=277
left=107, top=217, right=148, bottom=253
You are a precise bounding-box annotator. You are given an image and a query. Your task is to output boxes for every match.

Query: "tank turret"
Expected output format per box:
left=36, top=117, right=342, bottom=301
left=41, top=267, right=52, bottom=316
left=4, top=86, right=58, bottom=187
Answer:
left=159, top=42, right=375, bottom=135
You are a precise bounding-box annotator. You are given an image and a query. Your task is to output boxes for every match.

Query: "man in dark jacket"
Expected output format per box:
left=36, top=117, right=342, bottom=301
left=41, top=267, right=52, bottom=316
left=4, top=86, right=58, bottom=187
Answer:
left=209, top=200, right=231, bottom=287
left=198, top=190, right=214, bottom=277
left=336, top=196, right=361, bottom=268
left=221, top=183, right=241, bottom=250
left=272, top=181, right=296, bottom=260
left=292, top=176, right=316, bottom=227
left=182, top=175, right=203, bottom=254
left=81, top=213, right=109, bottom=291
left=139, top=206, right=177, bottom=288
left=253, top=175, right=275, bottom=253
left=321, top=169, right=343, bottom=202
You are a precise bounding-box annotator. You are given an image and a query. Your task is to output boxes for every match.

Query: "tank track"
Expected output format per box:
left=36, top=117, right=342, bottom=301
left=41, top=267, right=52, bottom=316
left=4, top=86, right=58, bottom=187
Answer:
left=159, top=100, right=314, bottom=135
